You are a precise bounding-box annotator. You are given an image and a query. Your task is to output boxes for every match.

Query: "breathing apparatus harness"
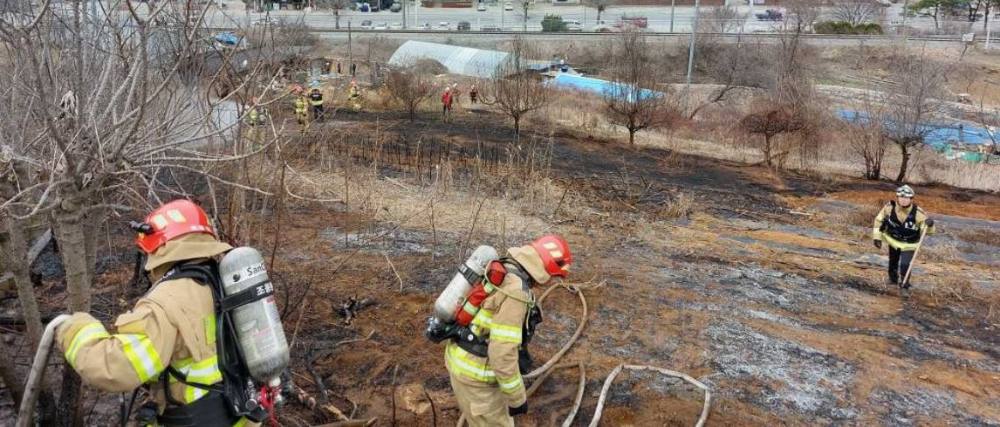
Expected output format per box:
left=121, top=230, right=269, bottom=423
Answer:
left=427, top=257, right=543, bottom=374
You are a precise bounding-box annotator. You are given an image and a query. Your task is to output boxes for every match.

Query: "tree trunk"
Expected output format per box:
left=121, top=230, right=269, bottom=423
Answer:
left=763, top=134, right=773, bottom=167
left=83, top=212, right=98, bottom=279
left=896, top=144, right=910, bottom=182
left=0, top=345, right=25, bottom=412
left=55, top=366, right=83, bottom=427
left=2, top=218, right=44, bottom=348
left=53, top=211, right=91, bottom=312
left=52, top=204, right=90, bottom=427
left=513, top=115, right=521, bottom=135
left=628, top=128, right=637, bottom=145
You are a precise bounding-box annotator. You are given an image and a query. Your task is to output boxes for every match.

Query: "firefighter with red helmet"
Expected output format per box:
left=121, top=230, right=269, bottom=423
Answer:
left=55, top=200, right=258, bottom=426
left=445, top=235, right=572, bottom=427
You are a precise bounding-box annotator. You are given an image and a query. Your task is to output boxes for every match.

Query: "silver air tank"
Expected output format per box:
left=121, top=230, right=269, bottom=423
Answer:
left=219, top=247, right=290, bottom=384
left=433, top=245, right=498, bottom=322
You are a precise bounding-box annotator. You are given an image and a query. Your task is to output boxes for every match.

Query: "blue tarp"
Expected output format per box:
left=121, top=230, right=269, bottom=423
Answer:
left=214, top=33, right=239, bottom=46
left=546, top=74, right=664, bottom=102
left=837, top=109, right=994, bottom=146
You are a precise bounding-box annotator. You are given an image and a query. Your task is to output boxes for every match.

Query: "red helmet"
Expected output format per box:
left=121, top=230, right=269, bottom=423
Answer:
left=531, top=234, right=572, bottom=277
left=134, top=200, right=217, bottom=254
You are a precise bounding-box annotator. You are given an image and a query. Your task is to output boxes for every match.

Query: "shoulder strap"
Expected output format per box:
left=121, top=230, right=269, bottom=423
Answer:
left=907, top=203, right=919, bottom=222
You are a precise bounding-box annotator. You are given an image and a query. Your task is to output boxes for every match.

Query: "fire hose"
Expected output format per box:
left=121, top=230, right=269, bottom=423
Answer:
left=16, top=314, right=71, bottom=427
left=456, top=283, right=712, bottom=427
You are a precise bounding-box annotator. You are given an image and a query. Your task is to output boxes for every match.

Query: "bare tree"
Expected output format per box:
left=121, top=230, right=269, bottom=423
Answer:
left=603, top=30, right=681, bottom=145
left=697, top=5, right=745, bottom=33
left=479, top=37, right=550, bottom=136
left=690, top=37, right=772, bottom=119
left=740, top=100, right=810, bottom=168
left=785, top=0, right=823, bottom=33
left=832, top=0, right=883, bottom=26
left=385, top=64, right=435, bottom=121
left=0, top=0, right=283, bottom=422
left=843, top=95, right=891, bottom=179
left=585, top=0, right=615, bottom=24
left=882, top=53, right=948, bottom=181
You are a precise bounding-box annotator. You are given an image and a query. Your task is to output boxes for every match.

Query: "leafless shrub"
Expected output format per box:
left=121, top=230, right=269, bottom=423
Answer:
left=385, top=65, right=435, bottom=121
left=691, top=38, right=773, bottom=119
left=843, top=94, right=891, bottom=180
left=479, top=36, right=551, bottom=135
left=659, top=192, right=697, bottom=220
left=696, top=5, right=746, bottom=33
left=603, top=30, right=683, bottom=145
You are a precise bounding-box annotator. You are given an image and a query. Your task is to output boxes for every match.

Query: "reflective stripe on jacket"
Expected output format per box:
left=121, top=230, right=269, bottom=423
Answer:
left=872, top=201, right=935, bottom=251
left=445, top=271, right=531, bottom=408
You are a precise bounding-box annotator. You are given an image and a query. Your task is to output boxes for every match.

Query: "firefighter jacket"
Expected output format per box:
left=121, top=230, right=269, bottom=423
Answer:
left=55, top=234, right=256, bottom=426
left=309, top=91, right=324, bottom=106
left=872, top=201, right=935, bottom=251
left=248, top=106, right=265, bottom=126
left=294, top=96, right=309, bottom=114
left=445, top=245, right=552, bottom=409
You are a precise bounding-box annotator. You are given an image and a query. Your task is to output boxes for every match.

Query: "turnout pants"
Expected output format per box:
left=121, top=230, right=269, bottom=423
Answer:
left=311, top=105, right=324, bottom=120
left=888, top=246, right=915, bottom=287
left=449, top=372, right=514, bottom=427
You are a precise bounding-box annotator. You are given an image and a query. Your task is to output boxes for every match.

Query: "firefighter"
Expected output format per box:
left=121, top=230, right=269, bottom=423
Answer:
left=348, top=81, right=362, bottom=111
left=469, top=85, right=478, bottom=104
left=308, top=87, right=324, bottom=121
left=293, top=86, right=309, bottom=133
left=441, top=89, right=453, bottom=120
left=247, top=97, right=266, bottom=150
left=872, top=185, right=935, bottom=294
left=445, top=235, right=572, bottom=427
left=55, top=200, right=257, bottom=426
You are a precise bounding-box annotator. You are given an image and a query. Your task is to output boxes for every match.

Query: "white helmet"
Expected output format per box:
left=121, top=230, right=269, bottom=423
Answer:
left=896, top=185, right=914, bottom=198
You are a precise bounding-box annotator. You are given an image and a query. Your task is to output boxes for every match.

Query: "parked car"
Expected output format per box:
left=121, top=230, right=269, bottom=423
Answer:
left=359, top=2, right=370, bottom=12
left=457, top=20, right=471, bottom=30
left=566, top=23, right=583, bottom=32
left=756, top=9, right=782, bottom=21
left=481, top=24, right=502, bottom=31
left=504, top=1, right=513, bottom=11
left=563, top=19, right=581, bottom=26
left=390, top=2, right=401, bottom=12
left=416, top=22, right=431, bottom=30
left=389, top=21, right=403, bottom=29
left=374, top=21, right=389, bottom=30
left=477, top=2, right=486, bottom=11
left=434, top=21, right=450, bottom=30
left=359, top=19, right=373, bottom=29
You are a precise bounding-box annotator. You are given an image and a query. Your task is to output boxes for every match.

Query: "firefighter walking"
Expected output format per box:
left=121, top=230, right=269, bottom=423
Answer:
left=246, top=97, right=266, bottom=150
left=308, top=87, right=325, bottom=121
left=872, top=185, right=936, bottom=296
left=444, top=235, right=572, bottom=427
left=293, top=86, right=309, bottom=133
left=55, top=200, right=260, bottom=426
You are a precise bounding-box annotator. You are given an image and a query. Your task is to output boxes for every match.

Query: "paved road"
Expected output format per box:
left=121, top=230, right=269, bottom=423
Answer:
left=205, top=1, right=999, bottom=34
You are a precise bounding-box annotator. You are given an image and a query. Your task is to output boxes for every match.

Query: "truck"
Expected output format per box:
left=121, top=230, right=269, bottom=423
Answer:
left=756, top=9, right=782, bottom=21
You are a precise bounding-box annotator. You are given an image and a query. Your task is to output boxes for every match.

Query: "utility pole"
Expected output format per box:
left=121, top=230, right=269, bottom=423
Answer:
left=669, top=0, right=675, bottom=33
left=988, top=9, right=993, bottom=50
left=403, top=0, right=407, bottom=29
left=683, top=0, right=700, bottom=116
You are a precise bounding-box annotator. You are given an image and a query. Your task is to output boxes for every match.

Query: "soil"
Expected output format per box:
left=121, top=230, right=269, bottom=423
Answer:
left=2, top=106, right=999, bottom=427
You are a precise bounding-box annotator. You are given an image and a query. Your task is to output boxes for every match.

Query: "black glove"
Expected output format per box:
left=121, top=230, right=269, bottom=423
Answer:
left=925, top=218, right=935, bottom=227
left=873, top=239, right=882, bottom=249
left=509, top=402, right=528, bottom=416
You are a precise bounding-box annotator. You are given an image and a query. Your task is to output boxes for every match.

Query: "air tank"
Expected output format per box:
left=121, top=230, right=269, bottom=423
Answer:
left=219, top=247, right=290, bottom=383
left=433, top=245, right=498, bottom=322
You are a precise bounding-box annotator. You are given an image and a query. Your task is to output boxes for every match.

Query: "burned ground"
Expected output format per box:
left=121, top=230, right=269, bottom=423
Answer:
left=2, top=110, right=999, bottom=426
